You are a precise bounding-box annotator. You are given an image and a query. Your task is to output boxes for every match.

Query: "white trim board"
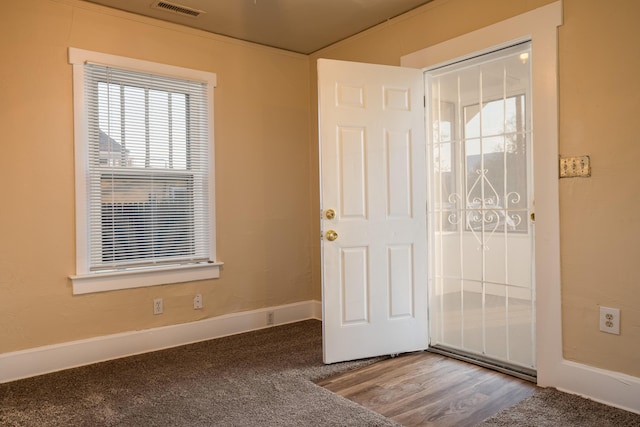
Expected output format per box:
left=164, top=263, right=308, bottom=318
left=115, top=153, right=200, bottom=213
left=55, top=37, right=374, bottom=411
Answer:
left=553, top=360, right=640, bottom=414
left=0, top=300, right=322, bottom=384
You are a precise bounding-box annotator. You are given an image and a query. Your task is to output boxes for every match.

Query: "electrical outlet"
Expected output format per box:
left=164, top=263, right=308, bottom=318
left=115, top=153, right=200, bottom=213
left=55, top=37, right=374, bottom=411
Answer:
left=153, top=298, right=163, bottom=315
left=267, top=311, right=274, bottom=325
left=599, top=306, right=620, bottom=335
left=194, top=294, right=203, bottom=310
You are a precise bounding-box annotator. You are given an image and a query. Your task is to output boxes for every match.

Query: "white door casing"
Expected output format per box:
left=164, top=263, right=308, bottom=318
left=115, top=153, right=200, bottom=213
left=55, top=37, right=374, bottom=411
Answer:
left=402, top=1, right=562, bottom=386
left=318, top=59, right=428, bottom=364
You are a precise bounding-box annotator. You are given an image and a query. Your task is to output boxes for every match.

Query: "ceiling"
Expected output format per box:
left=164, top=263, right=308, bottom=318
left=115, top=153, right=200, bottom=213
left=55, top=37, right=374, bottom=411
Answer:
left=83, top=0, right=433, bottom=54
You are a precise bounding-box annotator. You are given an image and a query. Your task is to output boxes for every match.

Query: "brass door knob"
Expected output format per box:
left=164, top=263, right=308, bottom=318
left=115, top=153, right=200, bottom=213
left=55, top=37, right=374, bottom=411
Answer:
left=326, top=230, right=339, bottom=241
left=325, top=209, right=336, bottom=220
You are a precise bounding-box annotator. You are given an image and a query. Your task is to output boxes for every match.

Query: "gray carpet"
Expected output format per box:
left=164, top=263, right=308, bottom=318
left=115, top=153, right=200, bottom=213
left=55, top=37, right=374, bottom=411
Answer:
left=2, top=319, right=639, bottom=426
left=479, top=387, right=640, bottom=427
left=0, top=320, right=398, bottom=426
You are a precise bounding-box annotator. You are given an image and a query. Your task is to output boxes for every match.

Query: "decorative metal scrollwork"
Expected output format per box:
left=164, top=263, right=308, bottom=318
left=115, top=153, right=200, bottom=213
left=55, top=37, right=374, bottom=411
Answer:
left=456, top=168, right=524, bottom=249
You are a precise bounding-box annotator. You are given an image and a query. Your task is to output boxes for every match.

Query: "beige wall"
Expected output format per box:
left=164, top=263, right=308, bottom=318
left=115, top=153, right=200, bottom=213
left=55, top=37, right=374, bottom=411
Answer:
left=0, top=0, right=313, bottom=352
left=557, top=0, right=640, bottom=376
left=310, top=0, right=640, bottom=378
left=3, top=0, right=639, bottom=381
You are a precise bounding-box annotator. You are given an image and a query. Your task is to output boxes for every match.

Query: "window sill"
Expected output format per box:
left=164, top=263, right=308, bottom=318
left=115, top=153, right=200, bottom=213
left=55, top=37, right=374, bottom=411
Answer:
left=70, top=262, right=223, bottom=295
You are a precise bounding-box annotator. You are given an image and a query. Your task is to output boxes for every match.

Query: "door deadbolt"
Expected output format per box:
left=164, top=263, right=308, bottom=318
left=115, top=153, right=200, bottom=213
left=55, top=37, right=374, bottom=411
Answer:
left=325, top=209, right=336, bottom=220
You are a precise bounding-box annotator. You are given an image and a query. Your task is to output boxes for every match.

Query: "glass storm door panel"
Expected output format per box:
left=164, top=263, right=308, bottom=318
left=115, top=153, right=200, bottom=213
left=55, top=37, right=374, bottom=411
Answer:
left=426, top=43, right=536, bottom=374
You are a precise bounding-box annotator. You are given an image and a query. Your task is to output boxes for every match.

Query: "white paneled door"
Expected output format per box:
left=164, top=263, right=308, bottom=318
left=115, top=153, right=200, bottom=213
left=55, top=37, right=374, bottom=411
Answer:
left=318, top=59, right=428, bottom=364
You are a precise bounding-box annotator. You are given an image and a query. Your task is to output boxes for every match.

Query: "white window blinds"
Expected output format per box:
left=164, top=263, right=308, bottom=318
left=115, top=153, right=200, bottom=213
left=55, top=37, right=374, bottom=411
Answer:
left=83, top=63, right=211, bottom=272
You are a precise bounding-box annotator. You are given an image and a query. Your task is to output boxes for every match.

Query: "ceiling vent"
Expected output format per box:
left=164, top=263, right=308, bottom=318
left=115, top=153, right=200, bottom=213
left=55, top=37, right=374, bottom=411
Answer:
left=151, top=1, right=206, bottom=18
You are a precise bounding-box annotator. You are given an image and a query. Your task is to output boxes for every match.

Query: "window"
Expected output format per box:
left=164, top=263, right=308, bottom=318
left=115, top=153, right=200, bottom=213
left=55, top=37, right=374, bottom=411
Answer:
left=429, top=45, right=531, bottom=236
left=463, top=94, right=529, bottom=233
left=69, top=48, right=221, bottom=294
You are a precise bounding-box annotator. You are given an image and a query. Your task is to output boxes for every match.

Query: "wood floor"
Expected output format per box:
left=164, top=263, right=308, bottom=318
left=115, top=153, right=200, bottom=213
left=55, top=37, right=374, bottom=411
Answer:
left=317, top=351, right=537, bottom=427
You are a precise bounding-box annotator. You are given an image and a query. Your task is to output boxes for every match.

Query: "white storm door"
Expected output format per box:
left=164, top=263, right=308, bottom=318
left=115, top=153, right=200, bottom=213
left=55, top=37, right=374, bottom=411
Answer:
left=318, top=59, right=428, bottom=364
left=426, top=43, right=536, bottom=374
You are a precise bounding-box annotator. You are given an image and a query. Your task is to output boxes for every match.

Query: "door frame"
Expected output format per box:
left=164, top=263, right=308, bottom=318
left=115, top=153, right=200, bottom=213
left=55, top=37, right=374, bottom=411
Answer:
left=401, top=1, right=562, bottom=387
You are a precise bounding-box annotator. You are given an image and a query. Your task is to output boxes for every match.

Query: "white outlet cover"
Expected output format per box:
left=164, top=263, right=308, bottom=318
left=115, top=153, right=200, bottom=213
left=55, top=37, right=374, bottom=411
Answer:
left=599, top=306, right=620, bottom=335
left=153, top=298, right=163, bottom=315
left=194, top=294, right=203, bottom=309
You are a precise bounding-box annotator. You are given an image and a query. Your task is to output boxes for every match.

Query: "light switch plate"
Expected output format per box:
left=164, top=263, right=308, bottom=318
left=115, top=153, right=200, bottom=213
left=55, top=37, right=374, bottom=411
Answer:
left=560, top=155, right=591, bottom=178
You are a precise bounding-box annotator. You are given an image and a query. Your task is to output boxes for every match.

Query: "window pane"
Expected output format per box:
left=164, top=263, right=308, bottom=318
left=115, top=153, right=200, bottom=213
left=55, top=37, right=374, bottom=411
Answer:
left=431, top=98, right=457, bottom=232
left=149, top=89, right=170, bottom=168
left=123, top=85, right=146, bottom=168
left=98, top=83, right=123, bottom=167
left=172, top=93, right=187, bottom=170
left=100, top=174, right=195, bottom=264
left=98, top=84, right=190, bottom=171
left=481, top=100, right=505, bottom=137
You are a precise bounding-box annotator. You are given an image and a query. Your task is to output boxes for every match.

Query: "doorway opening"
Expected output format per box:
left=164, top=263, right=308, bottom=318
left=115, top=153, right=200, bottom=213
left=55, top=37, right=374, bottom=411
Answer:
left=425, top=42, right=536, bottom=381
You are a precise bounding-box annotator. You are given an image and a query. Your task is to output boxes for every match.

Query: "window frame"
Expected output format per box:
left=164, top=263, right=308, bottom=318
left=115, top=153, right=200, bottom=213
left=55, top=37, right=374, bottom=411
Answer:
left=69, top=48, right=221, bottom=295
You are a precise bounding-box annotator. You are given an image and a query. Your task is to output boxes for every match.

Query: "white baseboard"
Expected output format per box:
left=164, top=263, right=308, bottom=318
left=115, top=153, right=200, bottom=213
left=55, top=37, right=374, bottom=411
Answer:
left=552, top=359, right=640, bottom=414
left=5, top=299, right=637, bottom=416
left=0, top=300, right=322, bottom=384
